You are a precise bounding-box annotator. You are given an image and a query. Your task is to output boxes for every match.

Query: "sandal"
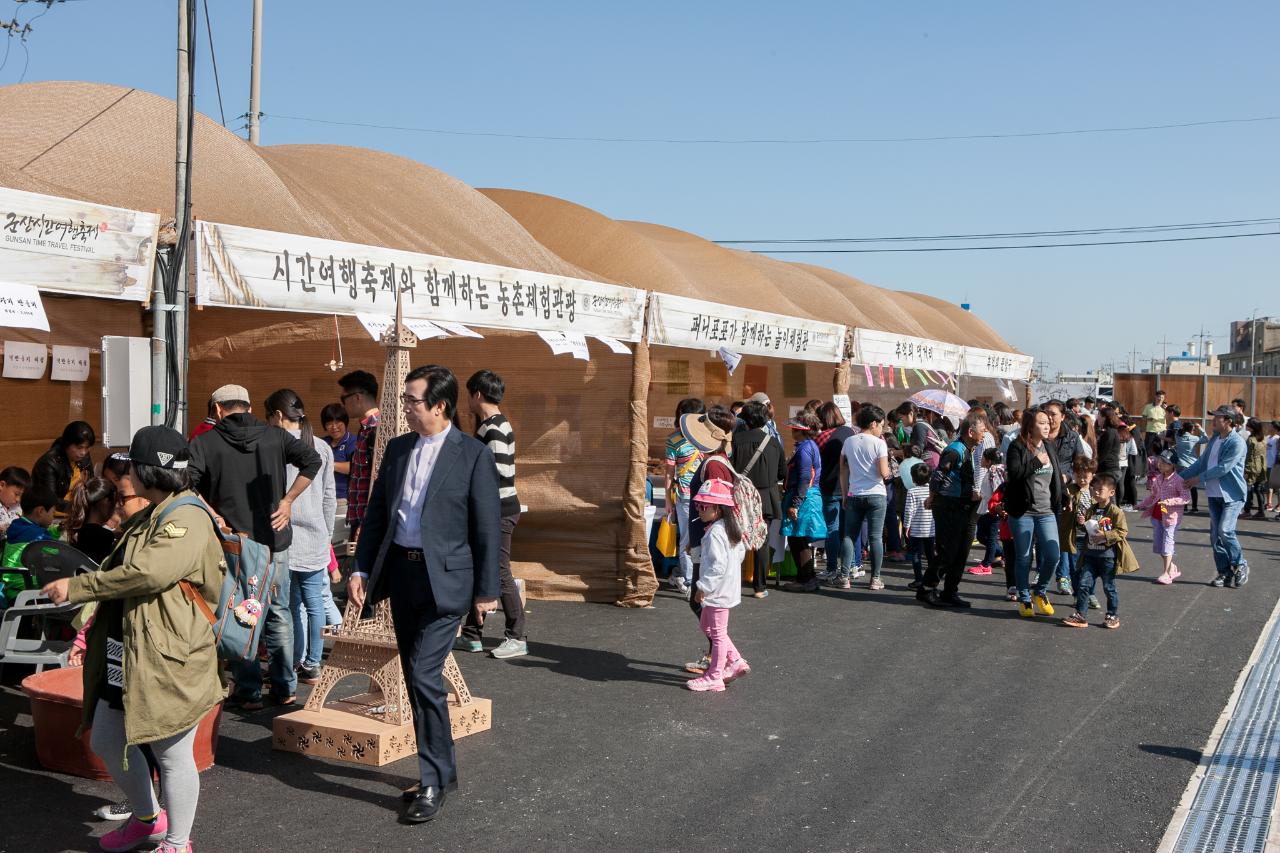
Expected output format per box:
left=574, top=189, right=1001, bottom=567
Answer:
left=1104, top=615, right=1120, bottom=630
left=1062, top=612, right=1089, bottom=629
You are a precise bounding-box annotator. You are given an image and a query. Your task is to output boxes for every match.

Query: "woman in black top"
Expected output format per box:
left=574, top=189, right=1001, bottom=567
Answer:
left=730, top=401, right=785, bottom=597
left=815, top=402, right=855, bottom=577
left=32, top=421, right=96, bottom=515
left=1005, top=407, right=1063, bottom=617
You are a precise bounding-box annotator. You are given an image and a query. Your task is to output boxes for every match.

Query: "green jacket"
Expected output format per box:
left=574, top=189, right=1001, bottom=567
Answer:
left=68, top=490, right=225, bottom=746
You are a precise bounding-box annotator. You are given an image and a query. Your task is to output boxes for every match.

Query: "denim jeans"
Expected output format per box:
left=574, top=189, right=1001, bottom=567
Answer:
left=675, top=497, right=694, bottom=584
left=908, top=535, right=934, bottom=583
left=1073, top=549, right=1117, bottom=617
left=823, top=495, right=853, bottom=571
left=233, top=550, right=295, bottom=700
left=1058, top=550, right=1076, bottom=583
left=883, top=481, right=903, bottom=554
left=843, top=494, right=887, bottom=579
left=1010, top=514, right=1061, bottom=602
left=290, top=568, right=329, bottom=669
left=976, top=514, right=1003, bottom=565
left=1207, top=497, right=1245, bottom=575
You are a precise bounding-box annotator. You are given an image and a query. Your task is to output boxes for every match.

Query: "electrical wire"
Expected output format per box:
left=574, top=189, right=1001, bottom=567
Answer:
left=201, top=0, right=224, bottom=126
left=715, top=217, right=1280, bottom=245
left=753, top=230, right=1280, bottom=253
left=264, top=112, right=1280, bottom=145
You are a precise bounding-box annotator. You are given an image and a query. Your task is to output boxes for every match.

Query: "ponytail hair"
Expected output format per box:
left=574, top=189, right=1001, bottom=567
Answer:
left=66, top=476, right=116, bottom=546
left=720, top=503, right=744, bottom=546
left=265, top=388, right=314, bottom=449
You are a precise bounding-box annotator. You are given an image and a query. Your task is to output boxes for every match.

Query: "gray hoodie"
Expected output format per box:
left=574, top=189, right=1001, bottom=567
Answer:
left=284, top=430, right=336, bottom=571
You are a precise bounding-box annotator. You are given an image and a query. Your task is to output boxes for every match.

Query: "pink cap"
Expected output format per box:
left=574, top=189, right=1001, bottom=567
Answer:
left=693, top=479, right=736, bottom=508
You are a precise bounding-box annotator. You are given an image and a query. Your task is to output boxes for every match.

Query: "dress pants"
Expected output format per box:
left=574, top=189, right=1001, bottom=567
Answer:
left=387, top=547, right=463, bottom=792
left=926, top=497, right=973, bottom=595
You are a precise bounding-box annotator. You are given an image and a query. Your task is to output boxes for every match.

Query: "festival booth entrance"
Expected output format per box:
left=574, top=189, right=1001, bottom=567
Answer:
left=191, top=220, right=656, bottom=609
left=0, top=186, right=160, bottom=463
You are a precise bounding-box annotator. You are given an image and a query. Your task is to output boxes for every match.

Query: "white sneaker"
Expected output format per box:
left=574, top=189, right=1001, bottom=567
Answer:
left=851, top=567, right=866, bottom=580
left=94, top=801, right=132, bottom=821
left=869, top=577, right=885, bottom=591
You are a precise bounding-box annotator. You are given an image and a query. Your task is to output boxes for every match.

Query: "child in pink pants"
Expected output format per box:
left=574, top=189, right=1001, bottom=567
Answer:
left=686, top=480, right=750, bottom=693
left=1139, top=449, right=1191, bottom=584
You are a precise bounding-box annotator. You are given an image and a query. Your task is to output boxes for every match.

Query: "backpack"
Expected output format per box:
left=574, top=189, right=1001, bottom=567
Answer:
left=154, top=495, right=279, bottom=664
left=730, top=437, right=772, bottom=551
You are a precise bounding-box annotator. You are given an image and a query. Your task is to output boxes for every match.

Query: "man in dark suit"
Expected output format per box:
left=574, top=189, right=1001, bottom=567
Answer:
left=348, top=364, right=501, bottom=824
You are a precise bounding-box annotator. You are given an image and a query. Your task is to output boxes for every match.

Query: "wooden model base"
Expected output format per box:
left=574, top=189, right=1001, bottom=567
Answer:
left=272, top=690, right=492, bottom=766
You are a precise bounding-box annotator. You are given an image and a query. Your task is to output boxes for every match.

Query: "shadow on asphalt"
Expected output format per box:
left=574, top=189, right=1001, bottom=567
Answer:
left=1140, top=743, right=1204, bottom=764
left=509, top=641, right=691, bottom=685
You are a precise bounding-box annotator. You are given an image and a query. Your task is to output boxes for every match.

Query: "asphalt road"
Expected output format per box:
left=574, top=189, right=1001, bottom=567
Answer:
left=1, top=510, right=1276, bottom=853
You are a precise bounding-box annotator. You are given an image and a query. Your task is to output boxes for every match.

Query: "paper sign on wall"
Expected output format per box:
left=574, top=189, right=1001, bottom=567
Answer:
left=537, top=331, right=589, bottom=360
left=50, top=345, right=90, bottom=381
left=653, top=416, right=675, bottom=430
left=3, top=340, right=47, bottom=379
left=355, top=314, right=447, bottom=342
left=832, top=393, right=853, bottom=427
left=593, top=335, right=631, bottom=355
left=0, top=282, right=50, bottom=331
left=717, top=346, right=742, bottom=376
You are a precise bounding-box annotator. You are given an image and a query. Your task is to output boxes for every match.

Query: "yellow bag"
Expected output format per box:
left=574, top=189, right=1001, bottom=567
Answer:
left=656, top=518, right=679, bottom=558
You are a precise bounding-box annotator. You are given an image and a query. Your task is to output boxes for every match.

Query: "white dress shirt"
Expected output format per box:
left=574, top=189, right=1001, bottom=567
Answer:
left=393, top=424, right=451, bottom=548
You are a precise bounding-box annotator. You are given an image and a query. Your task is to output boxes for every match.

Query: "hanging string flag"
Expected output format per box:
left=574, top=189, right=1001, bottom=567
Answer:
left=718, top=346, right=743, bottom=376
left=863, top=364, right=874, bottom=386
left=888, top=365, right=895, bottom=389
left=878, top=364, right=886, bottom=387
left=900, top=367, right=909, bottom=389
left=914, top=368, right=930, bottom=386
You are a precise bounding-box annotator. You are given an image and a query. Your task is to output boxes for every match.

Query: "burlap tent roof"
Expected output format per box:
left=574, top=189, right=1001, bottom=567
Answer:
left=481, top=189, right=1013, bottom=350
left=0, top=80, right=1013, bottom=351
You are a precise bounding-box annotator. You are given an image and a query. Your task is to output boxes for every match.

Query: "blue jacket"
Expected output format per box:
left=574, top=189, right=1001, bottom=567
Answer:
left=1179, top=430, right=1247, bottom=503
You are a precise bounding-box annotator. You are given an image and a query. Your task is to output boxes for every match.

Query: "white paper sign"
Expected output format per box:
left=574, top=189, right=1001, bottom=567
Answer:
left=562, top=331, right=590, bottom=361
left=50, top=345, right=90, bottom=381
left=196, top=221, right=647, bottom=340
left=0, top=187, right=159, bottom=301
left=718, top=346, right=743, bottom=376
left=3, top=340, right=47, bottom=379
left=0, top=282, right=49, bottom=331
left=355, top=314, right=447, bottom=342
left=593, top=335, right=631, bottom=355
left=647, top=292, right=845, bottom=363
left=653, top=416, right=675, bottom=430
left=832, top=393, right=853, bottom=427
left=959, top=346, right=1035, bottom=381
left=853, top=328, right=962, bottom=374
left=537, top=331, right=573, bottom=356
left=435, top=321, right=483, bottom=339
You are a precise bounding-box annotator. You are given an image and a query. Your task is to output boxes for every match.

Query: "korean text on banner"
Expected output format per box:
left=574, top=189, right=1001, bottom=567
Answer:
left=0, top=282, right=49, bottom=331
left=195, top=221, right=646, bottom=341
left=0, top=187, right=159, bottom=301
left=853, top=328, right=962, bottom=375
left=647, top=292, right=845, bottom=363
left=959, top=346, right=1034, bottom=381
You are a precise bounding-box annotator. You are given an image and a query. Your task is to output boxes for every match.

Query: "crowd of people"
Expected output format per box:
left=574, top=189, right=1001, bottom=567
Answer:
left=661, top=390, right=1270, bottom=688
left=3, top=365, right=526, bottom=847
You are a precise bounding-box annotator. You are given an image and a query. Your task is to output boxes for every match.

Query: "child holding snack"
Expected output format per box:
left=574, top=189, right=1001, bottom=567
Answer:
left=1063, top=473, right=1138, bottom=629
left=1139, top=449, right=1191, bottom=584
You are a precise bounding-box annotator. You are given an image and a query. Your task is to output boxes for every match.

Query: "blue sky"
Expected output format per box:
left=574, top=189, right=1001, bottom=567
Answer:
left=8, top=1, right=1277, bottom=375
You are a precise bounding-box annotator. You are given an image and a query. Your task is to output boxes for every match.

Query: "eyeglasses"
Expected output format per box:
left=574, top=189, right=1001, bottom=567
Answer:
left=400, top=393, right=426, bottom=407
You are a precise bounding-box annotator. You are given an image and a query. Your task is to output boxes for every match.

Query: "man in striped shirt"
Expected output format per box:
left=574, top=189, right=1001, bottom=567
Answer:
left=458, top=369, right=526, bottom=659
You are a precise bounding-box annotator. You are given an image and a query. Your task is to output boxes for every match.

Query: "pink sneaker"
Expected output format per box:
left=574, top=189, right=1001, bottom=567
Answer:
left=1154, top=572, right=1172, bottom=584
left=686, top=675, right=725, bottom=692
left=967, top=564, right=993, bottom=576
left=723, top=659, right=751, bottom=682
left=154, top=844, right=193, bottom=853
left=100, top=812, right=167, bottom=852
left=1169, top=565, right=1181, bottom=582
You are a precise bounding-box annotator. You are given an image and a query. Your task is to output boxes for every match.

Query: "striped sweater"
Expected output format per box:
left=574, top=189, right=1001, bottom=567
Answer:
left=476, top=413, right=520, bottom=517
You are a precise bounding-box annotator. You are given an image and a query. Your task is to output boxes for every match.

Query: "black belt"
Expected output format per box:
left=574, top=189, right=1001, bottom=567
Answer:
left=390, top=543, right=424, bottom=562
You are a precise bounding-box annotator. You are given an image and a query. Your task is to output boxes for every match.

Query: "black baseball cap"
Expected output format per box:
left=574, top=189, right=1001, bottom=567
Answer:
left=128, top=426, right=190, bottom=469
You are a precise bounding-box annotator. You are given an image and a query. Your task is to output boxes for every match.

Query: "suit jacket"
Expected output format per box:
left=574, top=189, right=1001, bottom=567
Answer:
left=356, top=427, right=502, bottom=616
left=730, top=428, right=784, bottom=520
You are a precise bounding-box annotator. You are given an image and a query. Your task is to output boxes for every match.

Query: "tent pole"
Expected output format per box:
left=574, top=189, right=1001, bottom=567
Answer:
left=616, top=298, right=657, bottom=607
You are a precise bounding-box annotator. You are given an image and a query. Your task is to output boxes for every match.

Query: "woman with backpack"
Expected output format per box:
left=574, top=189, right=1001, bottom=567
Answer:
left=43, top=426, right=223, bottom=853
left=730, top=400, right=785, bottom=599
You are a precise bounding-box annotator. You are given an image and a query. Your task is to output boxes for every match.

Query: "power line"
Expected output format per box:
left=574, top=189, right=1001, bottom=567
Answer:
left=716, top=217, right=1280, bottom=245
left=201, top=0, right=225, bottom=126
left=265, top=112, right=1280, bottom=146
left=753, top=230, right=1280, bottom=253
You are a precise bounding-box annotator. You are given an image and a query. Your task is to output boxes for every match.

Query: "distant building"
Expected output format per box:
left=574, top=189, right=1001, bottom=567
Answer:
left=1220, top=318, right=1280, bottom=376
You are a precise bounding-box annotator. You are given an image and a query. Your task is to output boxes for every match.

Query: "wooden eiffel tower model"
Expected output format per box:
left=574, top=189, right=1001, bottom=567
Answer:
left=273, top=294, right=492, bottom=766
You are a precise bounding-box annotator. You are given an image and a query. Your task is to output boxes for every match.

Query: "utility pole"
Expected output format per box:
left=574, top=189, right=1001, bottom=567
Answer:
left=247, top=0, right=262, bottom=144
left=1128, top=346, right=1141, bottom=374
left=1154, top=335, right=1172, bottom=374
left=1195, top=325, right=1209, bottom=375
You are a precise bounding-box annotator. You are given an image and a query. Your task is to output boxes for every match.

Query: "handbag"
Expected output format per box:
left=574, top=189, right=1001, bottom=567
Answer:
left=655, top=517, right=679, bottom=558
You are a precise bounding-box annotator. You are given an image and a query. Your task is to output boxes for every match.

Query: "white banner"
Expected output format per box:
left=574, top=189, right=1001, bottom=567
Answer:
left=959, top=346, right=1034, bottom=381
left=647, top=292, right=845, bottom=363
left=853, top=328, right=962, bottom=374
left=0, top=186, right=159, bottom=301
left=196, top=221, right=646, bottom=341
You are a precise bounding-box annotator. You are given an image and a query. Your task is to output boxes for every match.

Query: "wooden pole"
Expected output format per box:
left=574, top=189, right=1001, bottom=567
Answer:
left=615, top=298, right=657, bottom=607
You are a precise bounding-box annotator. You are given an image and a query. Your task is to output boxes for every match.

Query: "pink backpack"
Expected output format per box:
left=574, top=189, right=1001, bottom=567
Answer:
left=730, top=438, right=772, bottom=551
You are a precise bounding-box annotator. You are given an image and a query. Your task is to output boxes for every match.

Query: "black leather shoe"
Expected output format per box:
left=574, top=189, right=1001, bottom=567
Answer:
left=402, top=778, right=458, bottom=803
left=915, top=586, right=935, bottom=603
left=404, top=786, right=447, bottom=823
left=937, top=591, right=972, bottom=609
